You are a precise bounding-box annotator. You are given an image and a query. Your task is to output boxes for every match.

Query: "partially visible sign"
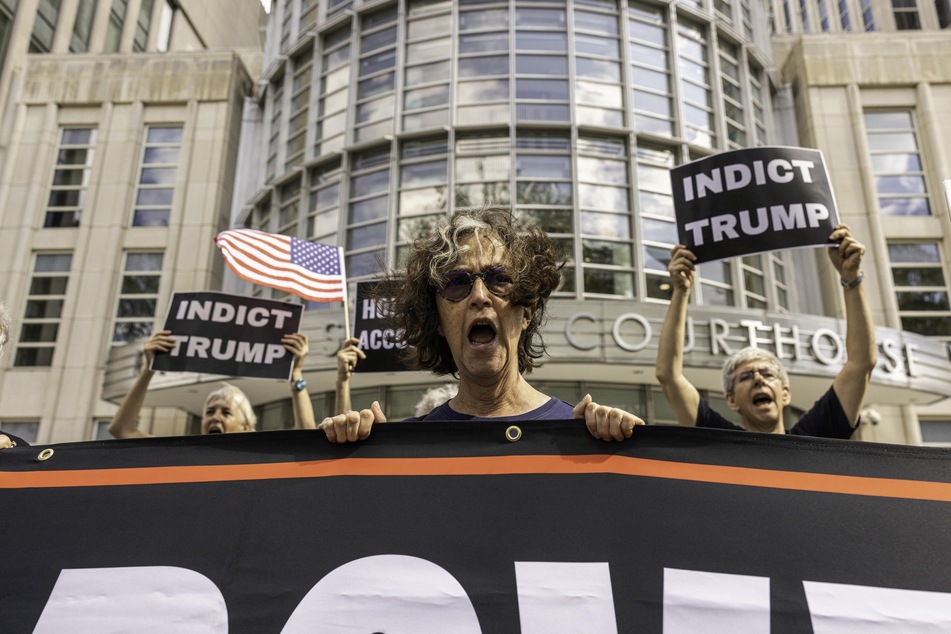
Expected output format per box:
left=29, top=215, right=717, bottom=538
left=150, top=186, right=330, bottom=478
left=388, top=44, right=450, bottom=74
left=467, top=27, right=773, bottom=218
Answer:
left=671, top=146, right=839, bottom=263
left=152, top=291, right=302, bottom=380
left=352, top=281, right=407, bottom=373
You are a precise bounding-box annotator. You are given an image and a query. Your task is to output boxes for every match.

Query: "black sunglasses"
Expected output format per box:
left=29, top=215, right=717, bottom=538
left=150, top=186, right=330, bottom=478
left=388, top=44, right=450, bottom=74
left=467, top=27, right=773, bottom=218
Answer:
left=437, top=266, right=514, bottom=302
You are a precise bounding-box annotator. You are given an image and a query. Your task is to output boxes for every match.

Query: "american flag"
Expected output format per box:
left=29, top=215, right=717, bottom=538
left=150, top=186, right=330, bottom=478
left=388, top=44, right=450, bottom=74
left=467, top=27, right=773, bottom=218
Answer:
left=214, top=229, right=347, bottom=303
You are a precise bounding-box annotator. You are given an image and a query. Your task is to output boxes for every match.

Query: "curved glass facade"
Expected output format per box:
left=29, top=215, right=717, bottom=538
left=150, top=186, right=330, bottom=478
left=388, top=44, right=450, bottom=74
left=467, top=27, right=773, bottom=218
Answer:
left=240, top=0, right=792, bottom=312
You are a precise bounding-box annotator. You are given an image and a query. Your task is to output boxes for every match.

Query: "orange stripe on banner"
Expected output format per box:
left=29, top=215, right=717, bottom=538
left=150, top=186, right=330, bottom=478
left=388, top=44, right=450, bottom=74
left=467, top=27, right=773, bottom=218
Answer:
left=1, top=455, right=949, bottom=502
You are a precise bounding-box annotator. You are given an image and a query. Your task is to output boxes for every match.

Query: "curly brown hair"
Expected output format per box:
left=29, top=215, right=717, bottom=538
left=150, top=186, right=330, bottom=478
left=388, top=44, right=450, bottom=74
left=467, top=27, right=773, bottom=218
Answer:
left=379, top=207, right=562, bottom=376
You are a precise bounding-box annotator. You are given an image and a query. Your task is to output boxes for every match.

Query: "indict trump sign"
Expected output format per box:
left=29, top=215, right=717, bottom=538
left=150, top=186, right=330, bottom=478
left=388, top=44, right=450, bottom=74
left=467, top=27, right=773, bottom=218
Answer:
left=152, top=291, right=303, bottom=380
left=671, top=146, right=840, bottom=263
left=2, top=423, right=951, bottom=632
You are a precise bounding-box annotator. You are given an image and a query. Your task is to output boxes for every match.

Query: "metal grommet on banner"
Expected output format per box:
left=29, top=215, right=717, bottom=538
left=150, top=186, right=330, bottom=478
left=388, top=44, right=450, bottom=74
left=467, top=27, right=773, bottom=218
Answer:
left=37, top=448, right=54, bottom=461
left=505, top=425, right=522, bottom=442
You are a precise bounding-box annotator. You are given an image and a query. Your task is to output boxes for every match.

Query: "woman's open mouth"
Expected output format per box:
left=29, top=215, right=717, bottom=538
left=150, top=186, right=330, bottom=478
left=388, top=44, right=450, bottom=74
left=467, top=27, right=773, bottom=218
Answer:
left=468, top=320, right=497, bottom=345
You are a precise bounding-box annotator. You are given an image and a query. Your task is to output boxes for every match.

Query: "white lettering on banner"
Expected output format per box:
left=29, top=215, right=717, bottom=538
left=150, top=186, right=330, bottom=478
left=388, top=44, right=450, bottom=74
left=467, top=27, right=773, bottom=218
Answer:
left=32, top=566, right=228, bottom=633
left=29, top=563, right=951, bottom=631
left=563, top=313, right=923, bottom=378
left=281, top=555, right=481, bottom=633
left=682, top=159, right=817, bottom=202
left=175, top=300, right=293, bottom=329
left=663, top=568, right=770, bottom=633
left=361, top=298, right=394, bottom=320
left=515, top=562, right=618, bottom=634
left=803, top=581, right=951, bottom=633
left=683, top=203, right=830, bottom=246
left=357, top=328, right=404, bottom=351
left=170, top=337, right=286, bottom=364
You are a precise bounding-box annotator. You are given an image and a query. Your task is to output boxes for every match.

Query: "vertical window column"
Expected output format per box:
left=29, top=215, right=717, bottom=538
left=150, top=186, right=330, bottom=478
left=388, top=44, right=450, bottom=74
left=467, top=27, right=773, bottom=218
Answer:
left=355, top=6, right=398, bottom=143
left=677, top=22, right=716, bottom=148
left=15, top=253, right=72, bottom=367
left=286, top=49, right=312, bottom=170
left=70, top=0, right=98, bottom=52
left=453, top=133, right=512, bottom=209
left=864, top=111, right=931, bottom=216
left=113, top=252, right=163, bottom=343
left=45, top=128, right=96, bottom=228
left=315, top=27, right=351, bottom=157
left=402, top=0, right=451, bottom=131
left=456, top=4, right=510, bottom=126
left=308, top=160, right=342, bottom=245
left=132, top=126, right=182, bottom=227
left=133, top=0, right=155, bottom=51
left=575, top=135, right=632, bottom=298
left=573, top=5, right=623, bottom=128
left=628, top=2, right=674, bottom=137
left=637, top=145, right=679, bottom=299
left=397, top=137, right=448, bottom=265
left=30, top=0, right=61, bottom=52
left=888, top=242, right=951, bottom=338
left=346, top=146, right=391, bottom=279
left=104, top=0, right=129, bottom=52
left=514, top=6, right=569, bottom=123
left=266, top=76, right=285, bottom=181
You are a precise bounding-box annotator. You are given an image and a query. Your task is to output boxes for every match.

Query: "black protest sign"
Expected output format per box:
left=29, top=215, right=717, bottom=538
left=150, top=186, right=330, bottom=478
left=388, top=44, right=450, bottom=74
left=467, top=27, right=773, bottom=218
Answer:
left=670, top=146, right=840, bottom=263
left=352, top=280, right=408, bottom=373
left=152, top=291, right=302, bottom=380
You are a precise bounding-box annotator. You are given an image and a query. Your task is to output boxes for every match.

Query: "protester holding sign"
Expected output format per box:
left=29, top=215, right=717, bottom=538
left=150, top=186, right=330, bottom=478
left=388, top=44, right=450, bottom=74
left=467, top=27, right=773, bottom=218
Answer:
left=334, top=337, right=365, bottom=415
left=655, top=224, right=876, bottom=436
left=109, top=331, right=317, bottom=438
left=318, top=206, right=645, bottom=442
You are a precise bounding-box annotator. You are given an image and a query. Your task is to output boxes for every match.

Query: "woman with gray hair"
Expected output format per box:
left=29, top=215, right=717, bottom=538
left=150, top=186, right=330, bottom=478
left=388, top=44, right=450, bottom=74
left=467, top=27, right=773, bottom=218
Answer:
left=319, top=206, right=645, bottom=442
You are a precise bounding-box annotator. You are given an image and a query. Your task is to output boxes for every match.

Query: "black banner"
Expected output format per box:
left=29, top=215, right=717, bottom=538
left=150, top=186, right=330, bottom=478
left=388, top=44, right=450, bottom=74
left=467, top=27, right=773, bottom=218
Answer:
left=153, top=291, right=303, bottom=380
left=2, top=424, right=950, bottom=632
left=670, top=146, right=839, bottom=263
left=352, top=280, right=407, bottom=373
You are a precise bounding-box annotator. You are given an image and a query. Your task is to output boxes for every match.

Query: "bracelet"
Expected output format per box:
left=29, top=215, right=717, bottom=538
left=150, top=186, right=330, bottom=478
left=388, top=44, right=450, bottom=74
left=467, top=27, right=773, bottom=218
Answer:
left=840, top=273, right=863, bottom=290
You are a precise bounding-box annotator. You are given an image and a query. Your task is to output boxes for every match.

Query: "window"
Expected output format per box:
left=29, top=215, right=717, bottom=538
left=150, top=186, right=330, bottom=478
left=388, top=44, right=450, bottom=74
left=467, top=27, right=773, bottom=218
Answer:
left=45, top=128, right=96, bottom=228
left=677, top=22, right=715, bottom=148
left=576, top=135, right=632, bottom=298
left=266, top=76, right=284, bottom=181
left=719, top=40, right=747, bottom=149
left=15, top=253, right=72, bottom=367
left=286, top=50, right=312, bottom=169
left=308, top=160, right=342, bottom=244
left=70, top=0, right=98, bottom=52
left=637, top=145, right=678, bottom=299
left=93, top=419, right=113, bottom=440
left=347, top=146, right=390, bottom=278
left=574, top=5, right=623, bottom=127
left=113, top=252, right=163, bottom=343
left=628, top=2, right=673, bottom=137
left=133, top=126, right=182, bottom=226
left=888, top=242, right=951, bottom=338
left=398, top=137, right=448, bottom=263
left=0, top=421, right=40, bottom=444
left=315, top=26, right=351, bottom=156
left=403, top=0, right=451, bottom=131
left=133, top=0, right=155, bottom=51
left=938, top=0, right=951, bottom=27
left=892, top=0, right=921, bottom=28
left=515, top=6, right=569, bottom=123
left=156, top=0, right=174, bottom=52
left=356, top=6, right=397, bottom=142
left=861, top=0, right=876, bottom=29
left=30, top=0, right=61, bottom=52
left=920, top=419, right=951, bottom=445
left=1, top=0, right=16, bottom=65
left=456, top=4, right=510, bottom=125
left=300, top=0, right=318, bottom=33
left=864, top=111, right=931, bottom=216
left=105, top=0, right=129, bottom=52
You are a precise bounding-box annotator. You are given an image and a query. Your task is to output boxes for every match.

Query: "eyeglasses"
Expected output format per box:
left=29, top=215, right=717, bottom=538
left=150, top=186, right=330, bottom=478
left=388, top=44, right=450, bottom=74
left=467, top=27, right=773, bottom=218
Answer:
left=735, top=367, right=778, bottom=384
left=437, top=266, right=514, bottom=302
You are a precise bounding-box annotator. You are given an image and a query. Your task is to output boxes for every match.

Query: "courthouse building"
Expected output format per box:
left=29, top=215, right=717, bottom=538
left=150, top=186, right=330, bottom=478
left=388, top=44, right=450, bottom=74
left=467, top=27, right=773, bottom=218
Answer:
left=2, top=0, right=950, bottom=444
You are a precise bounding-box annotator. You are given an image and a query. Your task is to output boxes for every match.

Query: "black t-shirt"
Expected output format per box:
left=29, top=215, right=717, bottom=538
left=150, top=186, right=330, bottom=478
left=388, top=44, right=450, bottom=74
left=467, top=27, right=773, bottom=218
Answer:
left=696, top=387, right=856, bottom=439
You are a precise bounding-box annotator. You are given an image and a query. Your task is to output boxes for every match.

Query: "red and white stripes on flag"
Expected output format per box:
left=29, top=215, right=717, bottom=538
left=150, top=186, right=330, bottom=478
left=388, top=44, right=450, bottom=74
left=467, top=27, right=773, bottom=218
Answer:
left=214, top=229, right=347, bottom=303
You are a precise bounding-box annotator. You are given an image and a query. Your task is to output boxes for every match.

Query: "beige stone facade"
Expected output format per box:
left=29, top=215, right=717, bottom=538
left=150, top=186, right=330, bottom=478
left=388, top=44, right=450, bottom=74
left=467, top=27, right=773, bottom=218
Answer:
left=0, top=1, right=263, bottom=443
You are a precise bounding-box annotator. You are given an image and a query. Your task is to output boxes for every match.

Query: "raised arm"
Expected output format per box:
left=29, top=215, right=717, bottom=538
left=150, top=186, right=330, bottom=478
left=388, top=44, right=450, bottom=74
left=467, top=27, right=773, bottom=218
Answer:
left=283, top=333, right=316, bottom=430
left=334, top=337, right=365, bottom=415
left=108, top=331, right=176, bottom=439
left=828, top=225, right=877, bottom=426
left=655, top=245, right=702, bottom=426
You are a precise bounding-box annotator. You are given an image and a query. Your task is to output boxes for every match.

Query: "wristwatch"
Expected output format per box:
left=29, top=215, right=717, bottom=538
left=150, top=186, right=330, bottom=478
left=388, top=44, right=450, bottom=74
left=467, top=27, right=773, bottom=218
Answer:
left=293, top=378, right=307, bottom=391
